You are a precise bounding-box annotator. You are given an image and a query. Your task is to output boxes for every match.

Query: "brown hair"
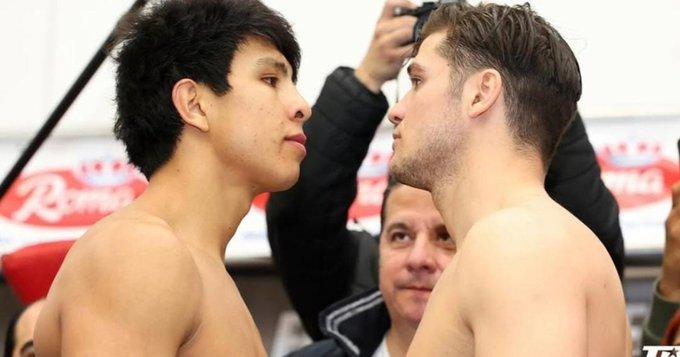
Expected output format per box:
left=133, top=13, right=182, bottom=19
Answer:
left=417, top=3, right=582, bottom=168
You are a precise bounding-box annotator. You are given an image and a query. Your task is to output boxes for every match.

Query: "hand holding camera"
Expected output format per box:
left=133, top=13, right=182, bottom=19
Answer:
left=355, top=0, right=418, bottom=93
left=355, top=0, right=466, bottom=94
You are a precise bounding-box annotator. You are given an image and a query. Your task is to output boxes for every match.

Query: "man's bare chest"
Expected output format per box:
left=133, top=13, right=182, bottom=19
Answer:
left=181, top=265, right=266, bottom=356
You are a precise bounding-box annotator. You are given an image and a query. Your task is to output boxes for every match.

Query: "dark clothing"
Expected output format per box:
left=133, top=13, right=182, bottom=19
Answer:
left=266, top=66, right=625, bottom=341
left=286, top=289, right=389, bottom=357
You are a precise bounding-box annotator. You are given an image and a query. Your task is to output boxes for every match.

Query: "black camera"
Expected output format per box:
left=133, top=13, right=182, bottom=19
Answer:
left=394, top=0, right=466, bottom=43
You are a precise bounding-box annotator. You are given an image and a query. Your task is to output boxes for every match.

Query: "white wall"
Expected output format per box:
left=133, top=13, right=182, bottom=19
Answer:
left=0, top=0, right=678, bottom=139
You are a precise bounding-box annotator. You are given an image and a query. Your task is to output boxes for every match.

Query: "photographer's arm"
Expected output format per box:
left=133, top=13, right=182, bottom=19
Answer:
left=545, top=112, right=625, bottom=277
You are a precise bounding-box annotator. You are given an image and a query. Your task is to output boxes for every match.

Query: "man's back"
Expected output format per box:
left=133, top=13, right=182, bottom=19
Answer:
left=407, top=197, right=629, bottom=356
left=34, top=208, right=266, bottom=356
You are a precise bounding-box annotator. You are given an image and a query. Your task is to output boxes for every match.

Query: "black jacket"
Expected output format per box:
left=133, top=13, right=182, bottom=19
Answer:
left=266, top=66, right=624, bottom=341
left=286, top=289, right=390, bottom=357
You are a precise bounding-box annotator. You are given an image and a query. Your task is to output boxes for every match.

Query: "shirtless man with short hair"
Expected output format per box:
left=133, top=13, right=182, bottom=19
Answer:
left=387, top=3, right=631, bottom=355
left=34, top=0, right=310, bottom=355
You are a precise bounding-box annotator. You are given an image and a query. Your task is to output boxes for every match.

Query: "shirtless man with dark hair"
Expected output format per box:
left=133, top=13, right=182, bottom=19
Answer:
left=388, top=3, right=631, bottom=355
left=34, top=0, right=310, bottom=355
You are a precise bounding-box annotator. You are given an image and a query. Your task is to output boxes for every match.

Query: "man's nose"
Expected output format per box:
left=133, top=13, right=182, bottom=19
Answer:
left=289, top=90, right=312, bottom=123
left=388, top=102, right=404, bottom=126
left=406, top=236, right=437, bottom=272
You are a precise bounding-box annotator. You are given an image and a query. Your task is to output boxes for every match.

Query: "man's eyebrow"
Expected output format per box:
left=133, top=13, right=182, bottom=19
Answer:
left=406, top=62, right=425, bottom=76
left=255, top=57, right=289, bottom=77
left=385, top=222, right=410, bottom=232
left=19, top=340, right=34, bottom=355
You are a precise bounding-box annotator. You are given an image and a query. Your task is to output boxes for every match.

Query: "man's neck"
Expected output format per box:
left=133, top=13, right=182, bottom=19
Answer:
left=385, top=321, right=417, bottom=357
left=132, top=144, right=257, bottom=262
left=431, top=144, right=547, bottom=245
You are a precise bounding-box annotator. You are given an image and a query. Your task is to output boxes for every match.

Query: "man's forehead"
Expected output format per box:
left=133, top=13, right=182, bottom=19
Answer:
left=236, top=37, right=292, bottom=70
left=384, top=213, right=445, bottom=229
left=420, top=31, right=447, bottom=54
left=383, top=207, right=444, bottom=231
left=408, top=32, right=449, bottom=74
left=15, top=300, right=44, bottom=336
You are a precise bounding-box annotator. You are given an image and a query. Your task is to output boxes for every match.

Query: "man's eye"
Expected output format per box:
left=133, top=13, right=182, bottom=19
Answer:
left=263, top=76, right=279, bottom=87
left=391, top=232, right=411, bottom=243
left=437, top=233, right=457, bottom=250
left=410, top=77, right=422, bottom=88
left=437, top=233, right=452, bottom=242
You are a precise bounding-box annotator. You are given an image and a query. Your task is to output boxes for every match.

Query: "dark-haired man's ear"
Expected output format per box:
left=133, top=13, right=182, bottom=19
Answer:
left=465, top=69, right=502, bottom=119
left=172, top=79, right=210, bottom=132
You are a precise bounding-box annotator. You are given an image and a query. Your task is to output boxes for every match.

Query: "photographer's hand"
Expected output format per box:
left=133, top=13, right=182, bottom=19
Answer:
left=660, top=181, right=680, bottom=301
left=355, top=0, right=417, bottom=93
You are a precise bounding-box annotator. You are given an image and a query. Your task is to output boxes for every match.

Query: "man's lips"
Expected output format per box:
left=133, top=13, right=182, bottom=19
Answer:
left=285, top=133, right=307, bottom=146
left=285, top=133, right=307, bottom=156
left=401, top=285, right=433, bottom=292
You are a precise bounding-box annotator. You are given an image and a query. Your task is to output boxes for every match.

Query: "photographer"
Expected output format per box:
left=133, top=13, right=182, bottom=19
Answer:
left=267, top=1, right=624, bottom=354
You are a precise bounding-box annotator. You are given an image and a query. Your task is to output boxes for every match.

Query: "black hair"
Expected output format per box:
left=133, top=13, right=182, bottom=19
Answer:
left=113, top=0, right=301, bottom=178
left=380, top=175, right=402, bottom=233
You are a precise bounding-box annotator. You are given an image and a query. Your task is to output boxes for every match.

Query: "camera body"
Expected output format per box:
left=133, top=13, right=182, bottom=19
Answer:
left=394, top=0, right=466, bottom=43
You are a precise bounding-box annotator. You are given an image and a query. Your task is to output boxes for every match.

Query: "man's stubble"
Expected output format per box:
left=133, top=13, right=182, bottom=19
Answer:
left=390, top=98, right=466, bottom=193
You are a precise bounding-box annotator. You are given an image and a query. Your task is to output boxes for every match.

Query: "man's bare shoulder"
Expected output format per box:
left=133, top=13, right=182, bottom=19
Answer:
left=452, top=206, right=597, bottom=298
left=444, top=205, right=627, bottom=355
left=464, top=207, right=571, bottom=255
left=461, top=203, right=600, bottom=265
left=36, top=210, right=206, bottom=355
left=68, top=212, right=192, bottom=267
left=50, top=209, right=203, bottom=314
left=451, top=203, right=620, bottom=306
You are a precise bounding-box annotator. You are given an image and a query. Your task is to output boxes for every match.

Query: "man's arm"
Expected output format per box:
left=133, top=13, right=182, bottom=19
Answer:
left=38, top=226, right=201, bottom=356
left=545, top=112, right=625, bottom=277
left=642, top=182, right=680, bottom=347
left=266, top=0, right=416, bottom=340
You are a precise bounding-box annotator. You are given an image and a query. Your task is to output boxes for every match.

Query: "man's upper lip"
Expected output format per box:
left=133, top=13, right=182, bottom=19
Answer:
left=286, top=133, right=307, bottom=146
left=403, top=285, right=432, bottom=291
left=393, top=132, right=401, bottom=140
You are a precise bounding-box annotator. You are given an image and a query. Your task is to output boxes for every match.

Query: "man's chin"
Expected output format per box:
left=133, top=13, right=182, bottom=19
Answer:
left=402, top=306, right=427, bottom=326
left=388, top=159, right=407, bottom=183
left=258, top=168, right=300, bottom=193
left=389, top=162, right=430, bottom=191
left=398, top=293, right=430, bottom=311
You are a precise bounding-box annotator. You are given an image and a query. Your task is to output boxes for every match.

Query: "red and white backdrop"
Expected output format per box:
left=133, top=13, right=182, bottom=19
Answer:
left=0, top=116, right=678, bottom=261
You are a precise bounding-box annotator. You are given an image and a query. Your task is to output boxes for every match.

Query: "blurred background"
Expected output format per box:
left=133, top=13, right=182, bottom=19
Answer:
left=0, top=1, right=678, bottom=355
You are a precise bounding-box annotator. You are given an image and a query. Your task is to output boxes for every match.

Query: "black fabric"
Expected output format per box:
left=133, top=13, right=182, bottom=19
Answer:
left=286, top=289, right=390, bottom=357
left=266, top=66, right=625, bottom=341
left=545, top=114, right=625, bottom=276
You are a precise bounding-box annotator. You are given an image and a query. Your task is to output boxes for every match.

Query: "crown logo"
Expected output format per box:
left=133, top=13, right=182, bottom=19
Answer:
left=74, top=158, right=140, bottom=187
left=600, top=141, right=661, bottom=168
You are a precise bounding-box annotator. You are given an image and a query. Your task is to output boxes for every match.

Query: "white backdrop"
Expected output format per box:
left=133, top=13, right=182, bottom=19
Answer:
left=0, top=0, right=679, bottom=139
